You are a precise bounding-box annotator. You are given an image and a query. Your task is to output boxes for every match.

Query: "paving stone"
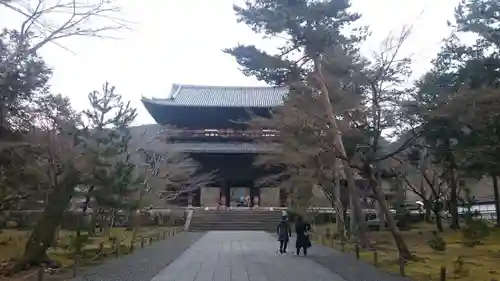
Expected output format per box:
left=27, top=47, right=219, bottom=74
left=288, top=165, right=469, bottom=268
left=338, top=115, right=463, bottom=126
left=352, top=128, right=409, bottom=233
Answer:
left=69, top=232, right=204, bottom=281
left=150, top=231, right=346, bottom=281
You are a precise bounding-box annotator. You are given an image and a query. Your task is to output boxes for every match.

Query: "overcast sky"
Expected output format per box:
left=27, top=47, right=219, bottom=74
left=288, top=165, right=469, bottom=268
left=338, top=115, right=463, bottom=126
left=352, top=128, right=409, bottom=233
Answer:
left=2, top=0, right=459, bottom=125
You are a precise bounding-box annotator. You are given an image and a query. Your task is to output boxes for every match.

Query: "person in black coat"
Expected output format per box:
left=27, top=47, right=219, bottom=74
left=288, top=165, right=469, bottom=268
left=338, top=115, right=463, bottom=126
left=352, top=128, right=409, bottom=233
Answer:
left=294, top=215, right=312, bottom=256
left=276, top=216, right=292, bottom=254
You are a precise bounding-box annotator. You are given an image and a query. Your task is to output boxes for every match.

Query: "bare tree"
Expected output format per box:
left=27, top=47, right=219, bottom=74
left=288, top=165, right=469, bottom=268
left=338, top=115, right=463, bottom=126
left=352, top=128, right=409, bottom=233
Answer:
left=344, top=26, right=417, bottom=260
left=397, top=145, right=448, bottom=232
left=136, top=127, right=215, bottom=206
left=1, top=0, right=130, bottom=53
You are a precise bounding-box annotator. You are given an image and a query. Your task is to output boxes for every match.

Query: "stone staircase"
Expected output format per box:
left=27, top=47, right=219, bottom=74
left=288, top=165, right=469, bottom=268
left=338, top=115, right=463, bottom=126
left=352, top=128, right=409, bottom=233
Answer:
left=188, top=209, right=283, bottom=232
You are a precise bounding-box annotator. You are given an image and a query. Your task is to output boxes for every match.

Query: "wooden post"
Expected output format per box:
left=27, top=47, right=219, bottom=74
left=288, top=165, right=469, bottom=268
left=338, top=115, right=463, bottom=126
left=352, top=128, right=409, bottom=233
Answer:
left=115, top=243, right=120, bottom=257
left=439, top=267, right=446, bottom=281
left=72, top=255, right=80, bottom=277
left=37, top=265, right=44, bottom=281
left=325, top=227, right=331, bottom=246
left=355, top=244, right=360, bottom=259
left=373, top=250, right=378, bottom=267
left=399, top=257, right=405, bottom=276
left=149, top=237, right=153, bottom=245
left=98, top=242, right=104, bottom=257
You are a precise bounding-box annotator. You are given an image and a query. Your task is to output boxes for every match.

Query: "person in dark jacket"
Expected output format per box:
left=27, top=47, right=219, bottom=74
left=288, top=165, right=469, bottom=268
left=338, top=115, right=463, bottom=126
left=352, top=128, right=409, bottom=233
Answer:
left=276, top=216, right=292, bottom=254
left=294, top=215, right=312, bottom=256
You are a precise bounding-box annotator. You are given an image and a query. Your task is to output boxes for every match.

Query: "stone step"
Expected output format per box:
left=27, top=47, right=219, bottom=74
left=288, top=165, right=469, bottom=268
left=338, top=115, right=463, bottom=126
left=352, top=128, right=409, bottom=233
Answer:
left=192, top=213, right=282, bottom=217
left=191, top=217, right=282, bottom=221
left=193, top=211, right=283, bottom=215
left=189, top=225, right=276, bottom=231
left=192, top=221, right=278, bottom=225
left=192, top=213, right=282, bottom=216
left=191, top=221, right=277, bottom=225
left=188, top=210, right=284, bottom=231
left=191, top=217, right=279, bottom=221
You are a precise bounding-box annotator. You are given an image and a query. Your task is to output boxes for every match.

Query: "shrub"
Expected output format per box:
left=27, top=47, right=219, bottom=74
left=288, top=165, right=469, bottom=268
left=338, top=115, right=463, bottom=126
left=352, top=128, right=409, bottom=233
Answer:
left=427, top=231, right=446, bottom=251
left=462, top=219, right=490, bottom=247
left=396, top=212, right=412, bottom=231
left=286, top=210, right=334, bottom=225
left=452, top=256, right=469, bottom=278
left=313, top=213, right=334, bottom=225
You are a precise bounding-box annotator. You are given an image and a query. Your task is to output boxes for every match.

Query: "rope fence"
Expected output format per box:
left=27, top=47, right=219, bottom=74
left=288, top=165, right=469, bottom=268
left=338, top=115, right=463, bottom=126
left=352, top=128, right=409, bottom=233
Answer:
left=16, top=227, right=182, bottom=281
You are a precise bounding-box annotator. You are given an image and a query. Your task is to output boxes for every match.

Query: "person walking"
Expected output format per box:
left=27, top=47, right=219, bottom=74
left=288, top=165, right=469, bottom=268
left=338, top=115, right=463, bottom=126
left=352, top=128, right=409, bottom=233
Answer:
left=276, top=216, right=291, bottom=254
left=294, top=215, right=312, bottom=256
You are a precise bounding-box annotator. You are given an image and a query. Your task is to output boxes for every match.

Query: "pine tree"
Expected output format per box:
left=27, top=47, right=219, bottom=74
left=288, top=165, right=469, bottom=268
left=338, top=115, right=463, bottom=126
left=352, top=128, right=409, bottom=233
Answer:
left=77, top=82, right=138, bottom=250
left=224, top=0, right=372, bottom=248
left=81, top=82, right=137, bottom=212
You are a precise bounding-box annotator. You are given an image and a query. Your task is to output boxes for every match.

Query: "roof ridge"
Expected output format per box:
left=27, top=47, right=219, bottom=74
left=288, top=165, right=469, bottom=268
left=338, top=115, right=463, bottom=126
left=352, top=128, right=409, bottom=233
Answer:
left=173, top=83, right=287, bottom=90
left=170, top=84, right=183, bottom=99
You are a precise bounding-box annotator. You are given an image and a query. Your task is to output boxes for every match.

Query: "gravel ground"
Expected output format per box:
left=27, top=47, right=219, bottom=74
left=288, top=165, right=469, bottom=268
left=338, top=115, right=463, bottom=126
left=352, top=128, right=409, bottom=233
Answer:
left=307, top=243, right=413, bottom=281
left=69, top=232, right=205, bottom=281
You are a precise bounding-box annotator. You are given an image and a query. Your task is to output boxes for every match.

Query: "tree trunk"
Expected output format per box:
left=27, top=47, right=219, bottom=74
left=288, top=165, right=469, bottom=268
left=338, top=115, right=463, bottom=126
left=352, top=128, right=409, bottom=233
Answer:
left=110, top=209, right=116, bottom=227
left=431, top=198, right=444, bottom=232
left=492, top=174, right=500, bottom=227
left=432, top=204, right=444, bottom=232
left=333, top=159, right=345, bottom=237
left=424, top=200, right=432, bottom=223
left=88, top=210, right=99, bottom=235
left=14, top=185, right=74, bottom=271
left=367, top=166, right=413, bottom=260
left=349, top=190, right=358, bottom=237
left=314, top=59, right=370, bottom=248
left=131, top=170, right=149, bottom=242
left=377, top=200, right=385, bottom=230
left=75, top=192, right=93, bottom=255
left=448, top=166, right=460, bottom=230
left=107, top=208, right=117, bottom=237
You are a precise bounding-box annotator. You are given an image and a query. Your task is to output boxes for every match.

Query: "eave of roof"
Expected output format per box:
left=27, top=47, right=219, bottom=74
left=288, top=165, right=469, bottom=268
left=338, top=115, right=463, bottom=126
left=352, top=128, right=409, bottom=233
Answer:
left=142, top=84, right=289, bottom=108
left=167, top=142, right=280, bottom=154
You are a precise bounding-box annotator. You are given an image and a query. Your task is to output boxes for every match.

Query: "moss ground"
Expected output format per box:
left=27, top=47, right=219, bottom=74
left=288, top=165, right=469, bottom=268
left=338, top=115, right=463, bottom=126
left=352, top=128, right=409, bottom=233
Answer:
left=0, top=226, right=176, bottom=270
left=313, top=223, right=500, bottom=281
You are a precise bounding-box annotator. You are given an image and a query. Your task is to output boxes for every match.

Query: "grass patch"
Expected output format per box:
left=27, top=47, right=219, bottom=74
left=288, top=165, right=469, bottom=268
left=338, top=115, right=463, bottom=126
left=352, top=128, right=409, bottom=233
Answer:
left=312, top=223, right=500, bottom=281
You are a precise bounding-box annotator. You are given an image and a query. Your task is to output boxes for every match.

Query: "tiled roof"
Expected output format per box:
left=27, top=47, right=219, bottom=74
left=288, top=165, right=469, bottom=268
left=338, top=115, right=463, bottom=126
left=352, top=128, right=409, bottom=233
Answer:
left=142, top=84, right=288, bottom=108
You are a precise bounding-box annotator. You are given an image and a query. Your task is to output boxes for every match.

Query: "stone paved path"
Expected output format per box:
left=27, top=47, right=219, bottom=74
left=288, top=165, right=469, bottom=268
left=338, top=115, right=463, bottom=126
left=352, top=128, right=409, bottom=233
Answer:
left=71, top=231, right=410, bottom=281
left=151, top=231, right=346, bottom=281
